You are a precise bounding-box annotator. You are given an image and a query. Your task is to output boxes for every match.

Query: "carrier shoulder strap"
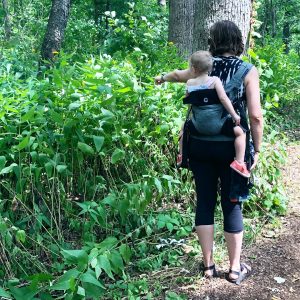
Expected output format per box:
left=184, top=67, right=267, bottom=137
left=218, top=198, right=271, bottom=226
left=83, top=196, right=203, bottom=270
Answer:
left=224, top=62, right=253, bottom=93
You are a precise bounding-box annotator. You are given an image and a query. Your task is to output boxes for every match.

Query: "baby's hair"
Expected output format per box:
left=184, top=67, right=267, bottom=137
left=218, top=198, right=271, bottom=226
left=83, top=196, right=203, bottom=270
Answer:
left=190, top=51, right=213, bottom=74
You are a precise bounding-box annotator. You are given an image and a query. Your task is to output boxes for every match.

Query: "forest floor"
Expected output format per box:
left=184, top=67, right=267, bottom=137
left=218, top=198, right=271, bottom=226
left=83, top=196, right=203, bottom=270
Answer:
left=155, top=134, right=300, bottom=300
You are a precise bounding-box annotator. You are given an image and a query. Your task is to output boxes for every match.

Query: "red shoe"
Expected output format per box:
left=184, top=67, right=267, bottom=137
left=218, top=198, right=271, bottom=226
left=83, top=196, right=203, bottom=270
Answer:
left=230, top=160, right=250, bottom=178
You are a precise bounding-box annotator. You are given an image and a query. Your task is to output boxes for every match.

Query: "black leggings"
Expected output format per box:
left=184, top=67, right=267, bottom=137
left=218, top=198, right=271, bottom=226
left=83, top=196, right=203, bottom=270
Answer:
left=188, top=137, right=243, bottom=233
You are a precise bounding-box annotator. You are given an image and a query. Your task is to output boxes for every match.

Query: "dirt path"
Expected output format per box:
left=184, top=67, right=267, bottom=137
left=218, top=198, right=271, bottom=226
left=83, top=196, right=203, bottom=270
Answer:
left=175, top=143, right=300, bottom=300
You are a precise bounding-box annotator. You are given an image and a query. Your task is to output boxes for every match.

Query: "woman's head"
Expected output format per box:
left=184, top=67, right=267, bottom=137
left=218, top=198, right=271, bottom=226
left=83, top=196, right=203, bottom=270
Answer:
left=209, top=20, right=244, bottom=56
left=190, top=50, right=213, bottom=74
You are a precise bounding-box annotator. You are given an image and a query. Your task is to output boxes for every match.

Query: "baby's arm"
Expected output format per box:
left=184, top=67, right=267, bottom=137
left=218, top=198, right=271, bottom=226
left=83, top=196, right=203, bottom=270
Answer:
left=214, top=77, right=240, bottom=125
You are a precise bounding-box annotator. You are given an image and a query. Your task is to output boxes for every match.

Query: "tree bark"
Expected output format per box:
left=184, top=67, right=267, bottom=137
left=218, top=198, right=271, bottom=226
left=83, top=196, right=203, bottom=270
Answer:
left=193, top=0, right=252, bottom=52
left=169, top=0, right=252, bottom=57
left=2, top=0, right=12, bottom=40
left=270, top=0, right=276, bottom=37
left=41, top=0, right=71, bottom=62
left=168, top=0, right=196, bottom=57
left=94, top=0, right=102, bottom=25
left=282, top=12, right=291, bottom=54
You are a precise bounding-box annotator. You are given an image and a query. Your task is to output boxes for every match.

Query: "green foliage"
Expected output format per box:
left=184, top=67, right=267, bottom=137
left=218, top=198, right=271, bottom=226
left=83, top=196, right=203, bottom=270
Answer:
left=256, top=0, right=300, bottom=51
left=0, top=0, right=295, bottom=298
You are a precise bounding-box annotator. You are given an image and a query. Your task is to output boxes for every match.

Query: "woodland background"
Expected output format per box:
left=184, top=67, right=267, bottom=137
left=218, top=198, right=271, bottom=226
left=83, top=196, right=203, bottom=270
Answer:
left=0, top=0, right=299, bottom=299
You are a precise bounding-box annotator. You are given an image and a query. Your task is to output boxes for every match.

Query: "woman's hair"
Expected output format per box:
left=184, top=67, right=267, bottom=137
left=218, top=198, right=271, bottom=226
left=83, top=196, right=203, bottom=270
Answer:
left=209, top=20, right=244, bottom=56
left=190, top=50, right=213, bottom=74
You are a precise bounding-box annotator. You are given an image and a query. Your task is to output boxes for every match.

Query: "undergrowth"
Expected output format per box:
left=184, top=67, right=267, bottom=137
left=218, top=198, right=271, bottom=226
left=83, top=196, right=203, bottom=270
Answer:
left=0, top=2, right=298, bottom=299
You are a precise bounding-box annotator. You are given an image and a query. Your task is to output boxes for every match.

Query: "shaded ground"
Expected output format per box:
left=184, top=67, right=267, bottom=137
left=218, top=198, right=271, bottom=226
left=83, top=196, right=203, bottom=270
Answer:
left=172, top=143, right=300, bottom=300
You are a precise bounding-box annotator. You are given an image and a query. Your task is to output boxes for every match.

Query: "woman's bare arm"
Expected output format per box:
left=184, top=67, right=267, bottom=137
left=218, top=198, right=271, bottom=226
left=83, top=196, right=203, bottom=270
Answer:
left=244, top=66, right=263, bottom=170
left=155, top=69, right=194, bottom=84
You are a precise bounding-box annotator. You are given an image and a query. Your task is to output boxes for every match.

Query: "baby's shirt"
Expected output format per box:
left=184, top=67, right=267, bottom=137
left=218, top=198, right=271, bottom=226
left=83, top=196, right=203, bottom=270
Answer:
left=186, top=77, right=215, bottom=93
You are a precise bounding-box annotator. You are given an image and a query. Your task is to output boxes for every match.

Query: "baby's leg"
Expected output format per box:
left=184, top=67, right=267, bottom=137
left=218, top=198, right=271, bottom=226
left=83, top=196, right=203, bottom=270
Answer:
left=233, top=126, right=246, bottom=163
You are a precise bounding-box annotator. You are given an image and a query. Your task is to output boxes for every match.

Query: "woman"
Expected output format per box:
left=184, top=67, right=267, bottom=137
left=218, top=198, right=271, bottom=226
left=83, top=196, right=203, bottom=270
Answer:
left=155, top=20, right=263, bottom=284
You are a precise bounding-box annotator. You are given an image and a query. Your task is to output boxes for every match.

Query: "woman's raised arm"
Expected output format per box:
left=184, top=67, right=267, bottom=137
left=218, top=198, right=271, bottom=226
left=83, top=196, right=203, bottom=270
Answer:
left=155, top=68, right=194, bottom=84
left=244, top=66, right=263, bottom=170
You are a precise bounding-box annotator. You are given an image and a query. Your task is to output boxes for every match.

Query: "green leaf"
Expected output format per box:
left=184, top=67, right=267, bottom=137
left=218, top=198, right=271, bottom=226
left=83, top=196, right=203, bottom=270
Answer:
left=50, top=111, right=64, bottom=125
left=16, top=230, right=26, bottom=243
left=8, top=285, right=38, bottom=300
left=56, top=165, right=67, bottom=173
left=98, top=236, right=118, bottom=251
left=39, top=292, right=54, bottom=300
left=78, top=142, right=95, bottom=155
left=109, top=250, right=124, bottom=273
left=93, top=136, right=104, bottom=152
left=117, top=87, right=131, bottom=93
left=16, top=136, right=30, bottom=150
left=0, top=287, right=12, bottom=299
left=101, top=108, right=114, bottom=119
left=119, top=244, right=131, bottom=264
left=98, top=255, right=114, bottom=279
left=119, top=197, right=129, bottom=221
left=28, top=273, right=53, bottom=282
left=95, top=265, right=102, bottom=279
left=49, top=269, right=80, bottom=291
left=68, top=102, right=81, bottom=110
left=44, top=162, right=53, bottom=177
left=80, top=272, right=105, bottom=288
left=77, top=286, right=85, bottom=296
left=0, top=163, right=18, bottom=175
left=111, top=148, right=125, bottom=164
left=154, top=178, right=162, bottom=195
left=101, top=194, right=117, bottom=208
left=0, top=156, right=7, bottom=171
left=21, top=107, right=35, bottom=122
left=61, top=249, right=88, bottom=267
left=166, top=223, right=174, bottom=232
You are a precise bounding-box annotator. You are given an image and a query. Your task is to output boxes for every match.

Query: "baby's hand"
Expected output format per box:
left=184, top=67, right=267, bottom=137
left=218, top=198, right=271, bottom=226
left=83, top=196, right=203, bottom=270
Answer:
left=154, top=75, right=164, bottom=85
left=233, top=115, right=241, bottom=126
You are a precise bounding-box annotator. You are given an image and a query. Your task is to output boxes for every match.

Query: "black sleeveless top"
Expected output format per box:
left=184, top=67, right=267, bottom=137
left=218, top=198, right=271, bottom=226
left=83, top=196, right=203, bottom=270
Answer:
left=211, top=56, right=246, bottom=102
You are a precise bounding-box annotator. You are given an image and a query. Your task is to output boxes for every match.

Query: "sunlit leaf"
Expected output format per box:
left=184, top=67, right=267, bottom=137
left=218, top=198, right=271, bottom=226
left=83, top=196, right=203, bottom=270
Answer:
left=111, top=148, right=125, bottom=164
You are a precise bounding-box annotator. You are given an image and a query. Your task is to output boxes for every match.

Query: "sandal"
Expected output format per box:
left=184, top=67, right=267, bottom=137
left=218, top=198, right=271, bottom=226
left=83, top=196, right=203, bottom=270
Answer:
left=202, top=264, right=219, bottom=279
left=226, top=263, right=252, bottom=285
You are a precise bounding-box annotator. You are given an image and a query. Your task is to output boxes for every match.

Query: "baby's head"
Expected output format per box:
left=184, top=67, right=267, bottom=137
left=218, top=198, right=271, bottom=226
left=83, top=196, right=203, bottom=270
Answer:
left=190, top=51, right=213, bottom=75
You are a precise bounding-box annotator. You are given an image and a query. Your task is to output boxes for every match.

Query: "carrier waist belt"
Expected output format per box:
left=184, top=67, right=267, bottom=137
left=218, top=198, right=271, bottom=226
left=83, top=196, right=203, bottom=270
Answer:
left=183, top=89, right=220, bottom=106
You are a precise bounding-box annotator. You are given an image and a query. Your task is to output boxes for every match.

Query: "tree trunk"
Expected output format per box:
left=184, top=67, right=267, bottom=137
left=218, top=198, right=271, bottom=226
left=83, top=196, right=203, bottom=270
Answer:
left=41, top=0, right=71, bottom=62
left=169, top=0, right=252, bottom=57
left=2, top=0, right=12, bottom=40
left=270, top=0, right=276, bottom=37
left=94, top=0, right=102, bottom=25
left=168, top=0, right=196, bottom=57
left=283, top=12, right=290, bottom=54
left=193, top=0, right=252, bottom=52
left=260, top=0, right=268, bottom=45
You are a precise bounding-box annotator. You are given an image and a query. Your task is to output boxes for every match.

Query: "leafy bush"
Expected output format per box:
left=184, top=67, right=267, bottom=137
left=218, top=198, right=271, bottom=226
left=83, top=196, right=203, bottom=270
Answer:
left=0, top=1, right=294, bottom=298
